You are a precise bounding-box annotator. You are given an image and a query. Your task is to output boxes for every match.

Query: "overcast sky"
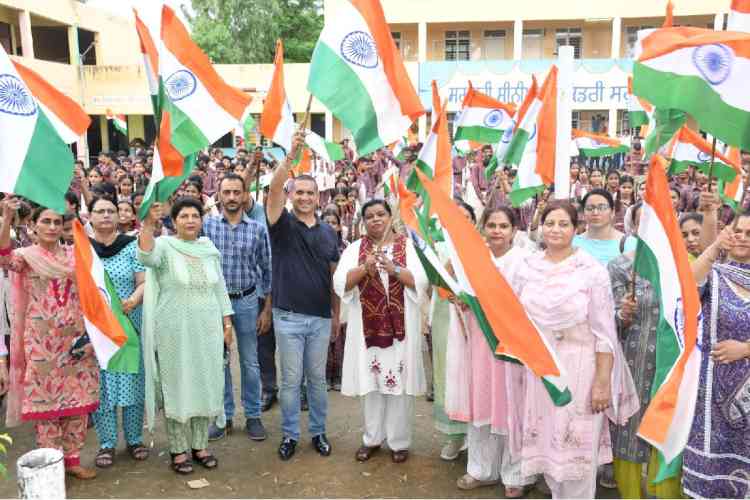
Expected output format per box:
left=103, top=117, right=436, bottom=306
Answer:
left=86, top=0, right=193, bottom=25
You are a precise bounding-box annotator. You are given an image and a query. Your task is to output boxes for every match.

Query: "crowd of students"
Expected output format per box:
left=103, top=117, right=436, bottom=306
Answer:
left=0, top=131, right=748, bottom=499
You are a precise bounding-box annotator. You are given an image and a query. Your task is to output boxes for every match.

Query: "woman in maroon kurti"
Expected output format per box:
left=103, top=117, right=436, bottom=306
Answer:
left=1, top=199, right=99, bottom=480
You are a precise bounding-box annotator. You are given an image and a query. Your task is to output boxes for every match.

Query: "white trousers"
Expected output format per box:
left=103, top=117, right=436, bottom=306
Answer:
left=362, top=392, right=414, bottom=451
left=467, top=424, right=534, bottom=488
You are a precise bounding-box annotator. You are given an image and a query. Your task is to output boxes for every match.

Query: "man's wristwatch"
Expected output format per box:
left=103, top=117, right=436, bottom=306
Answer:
left=394, top=266, right=402, bottom=278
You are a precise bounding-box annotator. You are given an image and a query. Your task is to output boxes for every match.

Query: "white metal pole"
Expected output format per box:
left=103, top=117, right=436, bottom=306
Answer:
left=554, top=45, right=574, bottom=200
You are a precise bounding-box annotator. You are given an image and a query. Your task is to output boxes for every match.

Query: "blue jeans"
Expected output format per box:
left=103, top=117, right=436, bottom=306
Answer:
left=223, top=294, right=261, bottom=421
left=273, top=308, right=331, bottom=441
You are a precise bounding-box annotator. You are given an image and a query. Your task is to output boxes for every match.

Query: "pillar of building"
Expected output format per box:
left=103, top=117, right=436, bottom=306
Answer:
left=18, top=10, right=34, bottom=59
left=608, top=107, right=618, bottom=138
left=513, top=19, right=523, bottom=60
left=67, top=26, right=79, bottom=65
left=100, top=115, right=110, bottom=153
left=611, top=17, right=622, bottom=58
left=714, top=13, right=725, bottom=31
left=325, top=111, right=333, bottom=142
left=418, top=22, right=427, bottom=63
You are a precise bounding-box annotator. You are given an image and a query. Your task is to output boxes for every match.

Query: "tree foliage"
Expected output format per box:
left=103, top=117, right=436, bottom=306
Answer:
left=185, top=0, right=323, bottom=64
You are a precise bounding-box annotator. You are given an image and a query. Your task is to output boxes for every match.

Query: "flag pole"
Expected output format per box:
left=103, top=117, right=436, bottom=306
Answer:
left=707, top=137, right=717, bottom=187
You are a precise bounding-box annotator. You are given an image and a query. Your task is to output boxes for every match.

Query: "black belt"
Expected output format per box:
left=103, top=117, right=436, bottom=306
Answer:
left=228, top=286, right=256, bottom=300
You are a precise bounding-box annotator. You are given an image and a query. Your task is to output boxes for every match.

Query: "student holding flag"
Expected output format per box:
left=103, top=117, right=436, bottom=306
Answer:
left=513, top=201, right=638, bottom=499
left=0, top=198, right=100, bottom=480
left=86, top=196, right=149, bottom=468
left=683, top=214, right=750, bottom=499
left=333, top=199, right=429, bottom=464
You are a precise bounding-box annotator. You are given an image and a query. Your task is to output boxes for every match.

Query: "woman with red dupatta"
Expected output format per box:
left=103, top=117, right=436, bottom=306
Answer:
left=0, top=198, right=99, bottom=480
left=333, top=199, right=429, bottom=464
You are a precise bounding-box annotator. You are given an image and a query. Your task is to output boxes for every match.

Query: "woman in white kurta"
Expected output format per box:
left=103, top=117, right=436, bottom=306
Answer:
left=333, top=199, right=429, bottom=464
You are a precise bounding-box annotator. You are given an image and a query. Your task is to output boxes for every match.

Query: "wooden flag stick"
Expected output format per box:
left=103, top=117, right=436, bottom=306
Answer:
left=300, top=93, right=313, bottom=132
left=707, top=137, right=717, bottom=185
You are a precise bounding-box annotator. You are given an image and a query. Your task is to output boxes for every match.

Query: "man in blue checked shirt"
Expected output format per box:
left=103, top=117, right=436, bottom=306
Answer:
left=203, top=173, right=272, bottom=442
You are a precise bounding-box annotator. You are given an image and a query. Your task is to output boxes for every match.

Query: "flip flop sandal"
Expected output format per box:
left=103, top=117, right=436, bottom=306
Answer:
left=94, top=448, right=115, bottom=468
left=191, top=449, right=218, bottom=469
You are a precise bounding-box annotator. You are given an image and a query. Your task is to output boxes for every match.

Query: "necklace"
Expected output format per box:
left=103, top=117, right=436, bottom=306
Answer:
left=50, top=277, right=72, bottom=308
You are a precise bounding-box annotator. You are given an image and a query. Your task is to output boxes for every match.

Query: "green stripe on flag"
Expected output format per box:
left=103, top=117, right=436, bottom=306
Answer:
left=633, top=239, right=683, bottom=481
left=454, top=126, right=504, bottom=145
left=670, top=160, right=737, bottom=183
left=634, top=62, right=750, bottom=152
left=308, top=42, right=383, bottom=156
left=578, top=145, right=629, bottom=158
left=503, top=128, right=530, bottom=166
left=138, top=154, right=197, bottom=220
left=113, top=121, right=128, bottom=136
left=509, top=184, right=545, bottom=207
left=325, top=141, right=345, bottom=162
left=629, top=110, right=649, bottom=129
left=104, top=272, right=141, bottom=374
left=15, top=108, right=75, bottom=214
left=484, top=156, right=499, bottom=180
left=542, top=378, right=573, bottom=406
left=643, top=108, right=686, bottom=158
left=243, top=114, right=256, bottom=141
left=162, top=95, right=210, bottom=157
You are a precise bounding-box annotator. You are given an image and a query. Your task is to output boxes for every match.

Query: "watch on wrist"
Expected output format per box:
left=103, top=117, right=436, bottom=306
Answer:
left=394, top=265, right=402, bottom=277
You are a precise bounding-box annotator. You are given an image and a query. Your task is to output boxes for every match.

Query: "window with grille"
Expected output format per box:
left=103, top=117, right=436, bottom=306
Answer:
left=522, top=28, right=544, bottom=59
left=572, top=111, right=581, bottom=130
left=556, top=28, right=582, bottom=59
left=447, top=112, right=457, bottom=138
left=617, top=110, right=630, bottom=135
left=445, top=30, right=471, bottom=61
left=624, top=25, right=654, bottom=58
left=391, top=31, right=401, bottom=50
left=483, top=30, right=506, bottom=60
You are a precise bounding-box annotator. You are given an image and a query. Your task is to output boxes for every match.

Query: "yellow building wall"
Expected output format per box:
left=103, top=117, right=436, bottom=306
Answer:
left=426, top=21, right=514, bottom=61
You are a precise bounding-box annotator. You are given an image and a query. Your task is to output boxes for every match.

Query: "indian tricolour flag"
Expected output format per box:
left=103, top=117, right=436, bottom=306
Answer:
left=0, top=47, right=90, bottom=213
left=382, top=165, right=400, bottom=198
left=407, top=82, right=452, bottom=213
left=72, top=220, right=140, bottom=373
left=729, top=0, right=750, bottom=32
left=133, top=4, right=253, bottom=218
left=719, top=147, right=746, bottom=211
left=572, top=129, right=630, bottom=158
left=627, top=76, right=651, bottom=128
left=388, top=136, right=408, bottom=160
left=505, top=67, right=557, bottom=207
left=667, top=125, right=738, bottom=183
left=106, top=109, right=128, bottom=136
left=635, top=154, right=701, bottom=480
left=303, top=129, right=344, bottom=163
left=415, top=169, right=571, bottom=406
left=453, top=81, right=515, bottom=145
left=633, top=27, right=750, bottom=151
left=307, top=0, right=424, bottom=155
left=260, top=39, right=295, bottom=152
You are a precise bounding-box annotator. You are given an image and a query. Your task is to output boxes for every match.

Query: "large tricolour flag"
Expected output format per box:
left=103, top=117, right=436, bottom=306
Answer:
left=453, top=81, right=515, bottom=145
left=303, top=129, right=345, bottom=163
left=415, top=169, right=571, bottom=406
left=0, top=47, right=90, bottom=213
left=728, top=0, right=750, bottom=32
left=72, top=220, right=140, bottom=373
left=635, top=154, right=701, bottom=480
left=633, top=27, right=750, bottom=151
left=572, top=129, right=630, bottom=158
left=133, top=4, right=253, bottom=217
left=307, top=0, right=424, bottom=155
left=260, top=40, right=295, bottom=152
left=505, top=67, right=557, bottom=207
left=667, top=126, right=738, bottom=183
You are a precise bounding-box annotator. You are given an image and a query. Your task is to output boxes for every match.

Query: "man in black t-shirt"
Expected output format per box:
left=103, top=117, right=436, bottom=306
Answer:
left=266, top=133, right=340, bottom=461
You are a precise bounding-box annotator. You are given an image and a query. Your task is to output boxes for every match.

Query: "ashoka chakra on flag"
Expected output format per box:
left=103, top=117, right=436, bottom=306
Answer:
left=484, top=109, right=508, bottom=128
left=0, top=74, right=37, bottom=116
left=340, top=31, right=379, bottom=69
left=165, top=69, right=198, bottom=101
left=692, top=44, right=733, bottom=85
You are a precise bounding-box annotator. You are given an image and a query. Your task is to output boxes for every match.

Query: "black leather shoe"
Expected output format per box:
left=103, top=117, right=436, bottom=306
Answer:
left=278, top=437, right=297, bottom=461
left=261, top=392, right=277, bottom=412
left=312, top=434, right=331, bottom=456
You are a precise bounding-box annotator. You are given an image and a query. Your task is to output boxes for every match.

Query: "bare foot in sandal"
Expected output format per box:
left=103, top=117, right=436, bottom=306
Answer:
left=94, top=448, right=115, bottom=469
left=127, top=443, right=150, bottom=461
left=170, top=452, right=193, bottom=475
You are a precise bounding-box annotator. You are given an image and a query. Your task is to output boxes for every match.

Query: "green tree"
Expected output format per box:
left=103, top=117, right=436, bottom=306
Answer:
left=186, top=0, right=323, bottom=64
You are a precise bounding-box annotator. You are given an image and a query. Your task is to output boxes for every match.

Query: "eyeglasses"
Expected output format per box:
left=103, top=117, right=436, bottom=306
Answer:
left=91, top=209, right=117, bottom=215
left=584, top=204, right=611, bottom=213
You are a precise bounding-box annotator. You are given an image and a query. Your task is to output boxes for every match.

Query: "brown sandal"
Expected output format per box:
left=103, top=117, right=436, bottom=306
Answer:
left=94, top=448, right=115, bottom=468
left=355, top=445, right=380, bottom=462
left=391, top=449, right=409, bottom=463
left=170, top=452, right=193, bottom=475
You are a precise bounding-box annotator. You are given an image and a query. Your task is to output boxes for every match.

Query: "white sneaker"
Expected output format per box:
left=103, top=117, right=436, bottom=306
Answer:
left=440, top=437, right=467, bottom=461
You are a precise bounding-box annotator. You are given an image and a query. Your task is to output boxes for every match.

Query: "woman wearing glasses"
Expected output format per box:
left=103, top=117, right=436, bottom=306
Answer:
left=573, top=189, right=637, bottom=267
left=86, top=196, right=149, bottom=469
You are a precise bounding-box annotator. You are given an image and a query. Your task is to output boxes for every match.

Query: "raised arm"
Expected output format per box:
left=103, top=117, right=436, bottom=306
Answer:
left=692, top=226, right=732, bottom=284
left=266, top=132, right=304, bottom=226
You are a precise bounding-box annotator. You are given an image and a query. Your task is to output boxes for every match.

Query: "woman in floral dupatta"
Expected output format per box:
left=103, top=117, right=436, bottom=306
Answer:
left=0, top=198, right=99, bottom=480
left=683, top=213, right=750, bottom=499
left=333, top=199, right=429, bottom=464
